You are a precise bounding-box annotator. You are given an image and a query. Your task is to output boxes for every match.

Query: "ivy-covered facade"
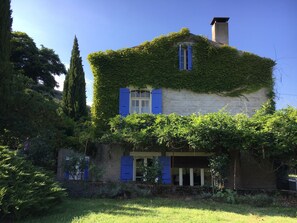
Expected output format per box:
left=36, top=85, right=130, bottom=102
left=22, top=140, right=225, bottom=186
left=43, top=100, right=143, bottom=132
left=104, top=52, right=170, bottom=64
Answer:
left=88, top=19, right=276, bottom=188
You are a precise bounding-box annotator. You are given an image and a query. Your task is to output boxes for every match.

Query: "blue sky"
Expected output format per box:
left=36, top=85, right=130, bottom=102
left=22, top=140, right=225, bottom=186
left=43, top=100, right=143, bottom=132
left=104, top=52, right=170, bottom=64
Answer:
left=11, top=0, right=297, bottom=108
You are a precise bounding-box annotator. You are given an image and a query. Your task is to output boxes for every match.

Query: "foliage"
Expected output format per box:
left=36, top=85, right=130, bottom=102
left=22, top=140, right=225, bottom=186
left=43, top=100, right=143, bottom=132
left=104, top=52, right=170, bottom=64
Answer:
left=0, top=76, right=74, bottom=171
left=139, top=157, right=162, bottom=183
left=63, top=153, right=88, bottom=181
left=63, top=182, right=150, bottom=199
left=89, top=164, right=104, bottom=182
left=246, top=106, right=297, bottom=166
left=105, top=107, right=297, bottom=167
left=88, top=28, right=275, bottom=132
left=213, top=189, right=237, bottom=204
left=0, top=146, right=66, bottom=220
left=63, top=36, right=87, bottom=120
left=106, top=112, right=246, bottom=152
left=209, top=154, right=230, bottom=188
left=25, top=133, right=59, bottom=171
left=10, top=32, right=66, bottom=89
left=0, top=0, right=13, bottom=119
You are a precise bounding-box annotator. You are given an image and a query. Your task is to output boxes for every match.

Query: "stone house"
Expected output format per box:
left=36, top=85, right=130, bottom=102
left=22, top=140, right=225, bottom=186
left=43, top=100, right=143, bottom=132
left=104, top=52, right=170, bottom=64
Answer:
left=59, top=17, right=276, bottom=189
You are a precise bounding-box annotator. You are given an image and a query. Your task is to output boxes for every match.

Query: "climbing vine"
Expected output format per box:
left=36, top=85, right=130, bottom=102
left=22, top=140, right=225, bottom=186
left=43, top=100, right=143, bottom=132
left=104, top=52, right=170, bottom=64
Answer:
left=88, top=28, right=275, bottom=132
left=103, top=107, right=297, bottom=166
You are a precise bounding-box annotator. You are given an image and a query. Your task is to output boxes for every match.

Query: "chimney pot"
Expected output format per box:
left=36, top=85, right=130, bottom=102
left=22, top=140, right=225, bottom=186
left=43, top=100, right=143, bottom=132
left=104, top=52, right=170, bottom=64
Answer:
left=211, top=17, right=230, bottom=45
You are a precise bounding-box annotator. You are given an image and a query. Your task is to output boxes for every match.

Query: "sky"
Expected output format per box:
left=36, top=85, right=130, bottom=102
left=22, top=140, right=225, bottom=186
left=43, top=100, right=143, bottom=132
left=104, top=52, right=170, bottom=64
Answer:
left=11, top=0, right=297, bottom=109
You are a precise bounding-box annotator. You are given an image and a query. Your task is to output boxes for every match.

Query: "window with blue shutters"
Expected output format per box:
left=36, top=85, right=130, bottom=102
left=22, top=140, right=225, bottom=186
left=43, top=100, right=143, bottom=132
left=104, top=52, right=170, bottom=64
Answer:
left=64, top=156, right=89, bottom=181
left=179, top=44, right=192, bottom=71
left=119, top=88, right=162, bottom=115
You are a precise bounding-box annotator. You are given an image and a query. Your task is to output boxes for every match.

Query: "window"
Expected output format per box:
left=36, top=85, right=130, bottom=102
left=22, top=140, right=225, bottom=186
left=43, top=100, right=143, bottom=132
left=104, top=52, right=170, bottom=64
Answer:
left=130, top=90, right=151, bottom=114
left=119, top=88, right=162, bottom=117
left=135, top=157, right=154, bottom=181
left=64, top=156, right=89, bottom=181
left=179, top=44, right=192, bottom=71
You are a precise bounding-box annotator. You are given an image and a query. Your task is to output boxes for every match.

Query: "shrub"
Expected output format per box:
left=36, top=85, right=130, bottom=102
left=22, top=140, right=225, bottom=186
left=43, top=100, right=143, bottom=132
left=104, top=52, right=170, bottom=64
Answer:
left=139, top=157, right=162, bottom=184
left=63, top=181, right=151, bottom=198
left=0, top=146, right=66, bottom=220
left=237, top=194, right=274, bottom=207
left=213, top=189, right=237, bottom=204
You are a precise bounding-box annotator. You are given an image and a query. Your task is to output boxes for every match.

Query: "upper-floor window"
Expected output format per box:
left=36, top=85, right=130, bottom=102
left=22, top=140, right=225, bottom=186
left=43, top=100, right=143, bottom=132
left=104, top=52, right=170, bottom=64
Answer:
left=179, top=44, right=192, bottom=71
left=119, top=88, right=162, bottom=117
left=130, top=90, right=151, bottom=114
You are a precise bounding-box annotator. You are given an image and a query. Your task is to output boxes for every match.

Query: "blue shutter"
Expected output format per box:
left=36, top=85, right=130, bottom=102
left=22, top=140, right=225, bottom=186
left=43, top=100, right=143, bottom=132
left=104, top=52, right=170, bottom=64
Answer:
left=64, top=171, right=69, bottom=180
left=159, top=156, right=171, bottom=184
left=120, top=156, right=133, bottom=181
left=84, top=158, right=89, bottom=181
left=64, top=158, right=69, bottom=180
left=187, top=45, right=192, bottom=70
left=179, top=45, right=184, bottom=70
left=152, top=89, right=162, bottom=114
left=119, top=88, right=130, bottom=117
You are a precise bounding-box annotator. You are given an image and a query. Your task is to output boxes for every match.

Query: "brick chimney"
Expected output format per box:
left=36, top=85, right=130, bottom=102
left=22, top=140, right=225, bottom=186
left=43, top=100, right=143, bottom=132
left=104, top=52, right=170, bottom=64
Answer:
left=211, top=17, right=229, bottom=45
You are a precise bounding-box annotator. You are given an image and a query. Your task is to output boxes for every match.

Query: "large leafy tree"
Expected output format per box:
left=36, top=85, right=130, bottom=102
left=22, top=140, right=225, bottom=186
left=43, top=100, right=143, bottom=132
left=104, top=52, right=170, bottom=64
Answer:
left=63, top=36, right=87, bottom=120
left=0, top=0, right=13, bottom=111
left=10, top=32, right=66, bottom=89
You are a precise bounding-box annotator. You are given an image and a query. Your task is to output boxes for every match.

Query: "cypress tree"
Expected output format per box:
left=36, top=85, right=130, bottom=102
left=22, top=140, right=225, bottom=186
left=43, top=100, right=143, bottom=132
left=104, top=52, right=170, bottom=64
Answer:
left=63, top=36, right=87, bottom=120
left=0, top=0, right=13, bottom=106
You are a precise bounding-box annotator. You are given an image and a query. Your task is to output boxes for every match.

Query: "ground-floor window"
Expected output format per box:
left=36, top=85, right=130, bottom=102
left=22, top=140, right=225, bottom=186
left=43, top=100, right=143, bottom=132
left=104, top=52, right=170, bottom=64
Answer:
left=65, top=156, right=89, bottom=181
left=172, top=168, right=211, bottom=186
left=170, top=156, right=210, bottom=186
left=129, top=154, right=211, bottom=186
left=134, top=157, right=154, bottom=181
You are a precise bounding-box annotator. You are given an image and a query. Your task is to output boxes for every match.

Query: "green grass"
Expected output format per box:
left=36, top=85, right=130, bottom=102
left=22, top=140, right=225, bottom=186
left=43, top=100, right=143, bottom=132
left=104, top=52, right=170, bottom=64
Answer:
left=19, top=198, right=296, bottom=223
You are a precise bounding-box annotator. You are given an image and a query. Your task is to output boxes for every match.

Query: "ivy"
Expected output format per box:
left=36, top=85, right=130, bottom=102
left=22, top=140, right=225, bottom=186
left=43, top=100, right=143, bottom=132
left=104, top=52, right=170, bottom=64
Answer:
left=88, top=28, right=275, bottom=131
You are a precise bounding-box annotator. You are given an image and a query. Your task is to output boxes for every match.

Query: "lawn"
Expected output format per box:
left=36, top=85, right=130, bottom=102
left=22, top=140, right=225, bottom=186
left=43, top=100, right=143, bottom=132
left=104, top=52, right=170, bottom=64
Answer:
left=19, top=197, right=296, bottom=223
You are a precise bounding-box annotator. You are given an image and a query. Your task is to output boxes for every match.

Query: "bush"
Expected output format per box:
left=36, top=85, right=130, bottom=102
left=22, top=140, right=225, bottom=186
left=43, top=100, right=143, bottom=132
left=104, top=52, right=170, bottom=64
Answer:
left=213, top=189, right=237, bottom=204
left=63, top=181, right=151, bottom=198
left=0, top=146, right=66, bottom=220
left=237, top=194, right=274, bottom=207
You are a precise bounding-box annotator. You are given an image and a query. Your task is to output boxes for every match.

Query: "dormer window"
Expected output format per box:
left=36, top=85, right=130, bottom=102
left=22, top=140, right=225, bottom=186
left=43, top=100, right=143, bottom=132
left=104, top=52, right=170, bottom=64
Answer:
left=179, top=44, right=192, bottom=71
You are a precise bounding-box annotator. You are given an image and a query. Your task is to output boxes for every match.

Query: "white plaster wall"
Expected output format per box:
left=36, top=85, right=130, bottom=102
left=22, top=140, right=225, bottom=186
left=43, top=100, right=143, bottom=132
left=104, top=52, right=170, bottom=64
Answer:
left=163, top=88, right=268, bottom=116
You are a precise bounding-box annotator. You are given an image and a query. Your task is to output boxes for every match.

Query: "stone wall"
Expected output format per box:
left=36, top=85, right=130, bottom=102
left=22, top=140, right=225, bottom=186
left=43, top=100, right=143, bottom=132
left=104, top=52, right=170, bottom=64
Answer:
left=57, top=145, right=125, bottom=182
left=163, top=88, right=268, bottom=116
left=94, top=144, right=124, bottom=182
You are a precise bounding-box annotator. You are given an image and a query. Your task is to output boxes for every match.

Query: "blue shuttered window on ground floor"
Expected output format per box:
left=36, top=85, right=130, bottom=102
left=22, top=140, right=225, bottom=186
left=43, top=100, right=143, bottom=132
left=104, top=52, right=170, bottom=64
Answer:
left=64, top=157, right=89, bottom=181
left=120, top=155, right=171, bottom=184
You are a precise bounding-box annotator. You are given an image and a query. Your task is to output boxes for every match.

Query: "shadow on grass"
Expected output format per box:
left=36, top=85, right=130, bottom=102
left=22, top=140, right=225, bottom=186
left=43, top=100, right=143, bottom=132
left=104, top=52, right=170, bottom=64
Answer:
left=18, top=197, right=296, bottom=223
left=18, top=199, right=154, bottom=223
